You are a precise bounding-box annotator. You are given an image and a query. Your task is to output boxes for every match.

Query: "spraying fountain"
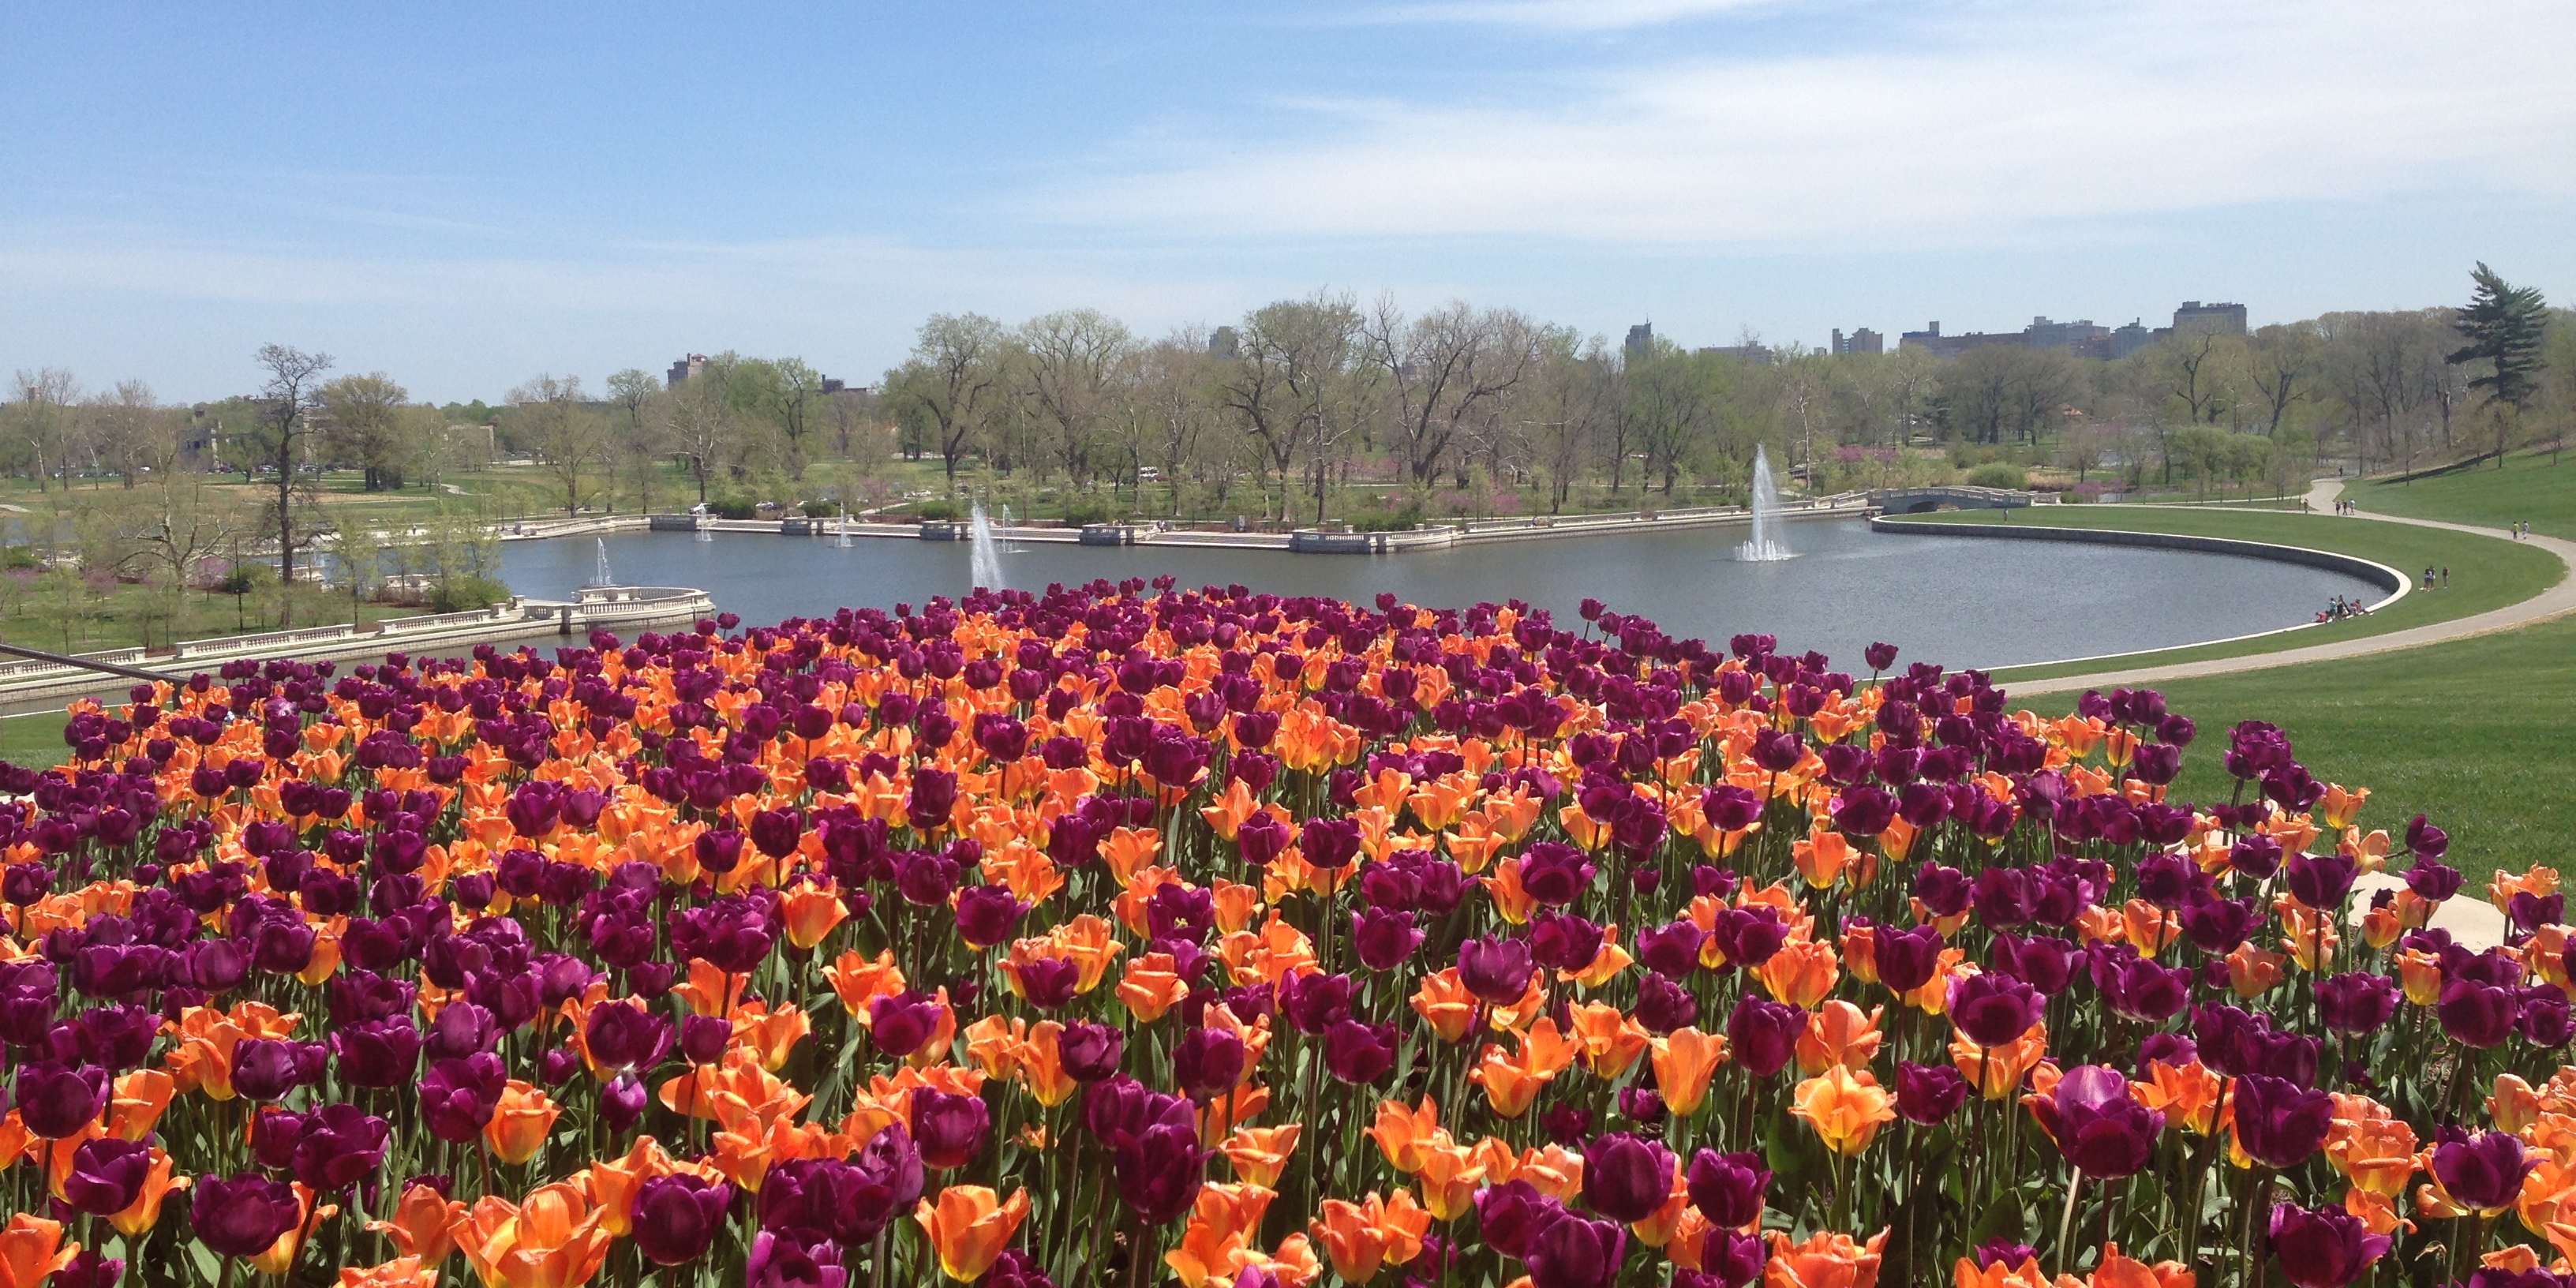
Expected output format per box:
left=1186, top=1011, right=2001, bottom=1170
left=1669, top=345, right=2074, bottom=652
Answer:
left=590, top=538, right=615, bottom=586
left=835, top=504, right=852, bottom=549
left=1735, top=443, right=1795, bottom=562
left=968, top=500, right=1005, bottom=590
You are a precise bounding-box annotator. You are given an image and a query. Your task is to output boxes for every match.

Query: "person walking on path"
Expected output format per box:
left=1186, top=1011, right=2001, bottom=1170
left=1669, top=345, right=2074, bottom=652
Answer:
left=2442, top=566, right=2451, bottom=588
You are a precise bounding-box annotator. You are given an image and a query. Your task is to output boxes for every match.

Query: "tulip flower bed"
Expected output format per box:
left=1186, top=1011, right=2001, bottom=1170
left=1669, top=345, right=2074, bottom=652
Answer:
left=2, top=580, right=2573, bottom=1288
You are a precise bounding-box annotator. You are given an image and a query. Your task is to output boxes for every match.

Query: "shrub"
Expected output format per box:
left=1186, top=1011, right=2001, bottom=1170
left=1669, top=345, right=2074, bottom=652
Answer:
left=429, top=575, right=511, bottom=612
left=801, top=500, right=837, bottom=519
left=1966, top=461, right=2029, bottom=490
left=1062, top=496, right=1114, bottom=526
left=914, top=500, right=962, bottom=522
left=1348, top=501, right=1426, bottom=532
left=708, top=500, right=758, bottom=521
left=1, top=545, right=36, bottom=571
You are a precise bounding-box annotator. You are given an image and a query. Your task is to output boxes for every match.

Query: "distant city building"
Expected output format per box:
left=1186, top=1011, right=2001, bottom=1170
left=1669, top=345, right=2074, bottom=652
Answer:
left=666, top=354, right=709, bottom=386
left=1624, top=323, right=1654, bottom=361
left=1697, top=343, right=1775, bottom=365
left=2157, top=301, right=2248, bottom=339
left=1830, top=328, right=1884, bottom=356
left=822, top=377, right=847, bottom=395
left=1897, top=321, right=2025, bottom=359
left=2109, top=320, right=2155, bottom=361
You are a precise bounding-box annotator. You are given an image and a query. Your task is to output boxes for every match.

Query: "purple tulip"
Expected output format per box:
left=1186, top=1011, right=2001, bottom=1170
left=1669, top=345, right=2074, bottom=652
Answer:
left=1949, top=972, right=2044, bottom=1047
left=1727, top=994, right=1805, bottom=1079
left=190, top=1172, right=305, bottom=1259
left=2439, top=976, right=2522, bottom=1049
left=868, top=990, right=945, bottom=1058
left=1299, top=817, right=1362, bottom=871
left=1636, top=921, right=1705, bottom=979
left=747, top=1230, right=847, bottom=1288
left=291, top=1102, right=391, bottom=1193
left=2406, top=814, right=2448, bottom=860
left=1871, top=923, right=1945, bottom=995
left=2313, top=973, right=2399, bottom=1035
left=1864, top=642, right=1900, bottom=672
left=1174, top=1027, right=1248, bottom=1096
left=1113, top=1118, right=1211, bottom=1225
left=1541, top=1105, right=1596, bottom=1146
left=1323, top=1020, right=1398, bottom=1085
left=635, top=1174, right=734, bottom=1266
left=600, top=1073, right=648, bottom=1133
left=421, top=1053, right=507, bottom=1143
left=1684, top=1149, right=1769, bottom=1229
left=1518, top=843, right=1596, bottom=906
left=1351, top=908, right=1425, bottom=972
left=910, top=1088, right=991, bottom=1170
left=2283, top=852, right=2359, bottom=911
left=1058, top=1022, right=1125, bottom=1082
left=2233, top=1074, right=2334, bottom=1169
left=1474, top=1180, right=1564, bottom=1260
left=2267, top=1201, right=2389, bottom=1288
left=331, top=1016, right=423, bottom=1088
left=1896, top=1061, right=1972, bottom=1125
left=52, top=1251, right=122, bottom=1288
left=1458, top=936, right=1536, bottom=1005
left=1524, top=1211, right=1625, bottom=1288
left=2028, top=1065, right=2162, bottom=1179
left=2092, top=947, right=2192, bottom=1024
left=1634, top=972, right=1699, bottom=1035
left=2431, top=1128, right=2535, bottom=1213
left=954, top=886, right=1031, bottom=948
left=62, top=1136, right=152, bottom=1216
left=1529, top=912, right=1604, bottom=974
left=1580, top=1132, right=1675, bottom=1223
left=583, top=1001, right=673, bottom=1074
left=679, top=1013, right=732, bottom=1065
left=13, top=1059, right=108, bottom=1137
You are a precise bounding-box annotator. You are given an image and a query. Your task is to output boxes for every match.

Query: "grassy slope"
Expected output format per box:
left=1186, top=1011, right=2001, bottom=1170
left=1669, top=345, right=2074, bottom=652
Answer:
left=1898, top=506, right=2561, bottom=681
left=2352, top=450, right=2576, bottom=541
left=2014, top=612, right=2576, bottom=883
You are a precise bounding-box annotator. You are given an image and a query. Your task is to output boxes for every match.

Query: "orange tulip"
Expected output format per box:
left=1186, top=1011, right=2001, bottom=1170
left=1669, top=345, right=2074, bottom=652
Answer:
left=107, top=1069, right=174, bottom=1140
left=913, top=1185, right=1031, bottom=1282
left=483, top=1080, right=561, bottom=1165
left=0, top=1215, right=77, bottom=1288
left=2130, top=1058, right=2223, bottom=1136
left=455, top=1182, right=614, bottom=1288
left=2226, top=943, right=2288, bottom=998
left=1220, top=1125, right=1303, bottom=1188
left=1413, top=1140, right=1487, bottom=1221
left=1765, top=1227, right=1889, bottom=1288
left=730, top=1002, right=813, bottom=1073
left=1118, top=953, right=1191, bottom=1022
left=1754, top=938, right=1840, bottom=1009
left=1949, top=1024, right=2050, bottom=1101
left=250, top=1184, right=336, bottom=1277
left=1016, top=1020, right=1080, bottom=1108
left=1369, top=1097, right=1443, bottom=1174
left=2084, top=1243, right=2196, bottom=1288
left=2325, top=1098, right=2418, bottom=1199
left=1795, top=1001, right=1885, bottom=1076
left=1410, top=969, right=1479, bottom=1044
left=370, top=1181, right=470, bottom=1267
left=1792, top=828, right=1854, bottom=890
left=1953, top=1252, right=2051, bottom=1288
left=1567, top=1002, right=1651, bottom=1079
left=1309, top=1190, right=1430, bottom=1284
left=779, top=881, right=848, bottom=949
left=1792, top=1065, right=1897, bottom=1156
left=582, top=1136, right=676, bottom=1237
left=106, top=1146, right=189, bottom=1238
left=825, top=949, right=909, bottom=1015
left=339, top=1257, right=439, bottom=1288
left=1649, top=1026, right=1729, bottom=1116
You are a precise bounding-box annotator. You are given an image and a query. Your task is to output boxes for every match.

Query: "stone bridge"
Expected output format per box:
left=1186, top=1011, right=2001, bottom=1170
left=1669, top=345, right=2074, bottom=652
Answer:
left=1866, top=485, right=2039, bottom=514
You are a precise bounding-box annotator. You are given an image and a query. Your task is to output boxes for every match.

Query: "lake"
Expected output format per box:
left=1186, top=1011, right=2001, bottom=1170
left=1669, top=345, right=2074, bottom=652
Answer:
left=496, top=519, right=2379, bottom=672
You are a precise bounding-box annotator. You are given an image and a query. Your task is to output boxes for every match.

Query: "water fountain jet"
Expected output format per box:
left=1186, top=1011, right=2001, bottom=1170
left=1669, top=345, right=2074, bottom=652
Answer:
left=1735, top=444, right=1795, bottom=562
left=968, top=500, right=1006, bottom=590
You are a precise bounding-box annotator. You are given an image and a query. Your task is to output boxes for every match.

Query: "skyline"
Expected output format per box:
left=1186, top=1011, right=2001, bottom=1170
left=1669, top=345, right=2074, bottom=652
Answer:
left=4, top=0, right=2570, bottom=403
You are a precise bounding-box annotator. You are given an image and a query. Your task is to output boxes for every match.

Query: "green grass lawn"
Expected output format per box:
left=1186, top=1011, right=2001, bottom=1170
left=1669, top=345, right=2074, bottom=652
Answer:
left=0, top=710, right=71, bottom=768
left=1908, top=505, right=2562, bottom=680
left=2352, top=449, right=2576, bottom=540
left=2018, top=612, right=2576, bottom=884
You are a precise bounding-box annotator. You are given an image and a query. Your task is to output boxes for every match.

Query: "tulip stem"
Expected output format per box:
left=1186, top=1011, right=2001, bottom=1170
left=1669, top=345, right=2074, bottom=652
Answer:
left=2054, top=1171, right=2083, bottom=1277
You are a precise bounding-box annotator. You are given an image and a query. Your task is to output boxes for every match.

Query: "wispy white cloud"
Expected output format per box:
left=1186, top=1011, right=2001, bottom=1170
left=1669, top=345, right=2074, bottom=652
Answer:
left=1056, top=0, right=2576, bottom=246
left=1356, top=0, right=1784, bottom=30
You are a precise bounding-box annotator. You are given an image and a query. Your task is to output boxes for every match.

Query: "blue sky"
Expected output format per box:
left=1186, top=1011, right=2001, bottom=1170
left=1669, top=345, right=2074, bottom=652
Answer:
left=5, top=0, right=2571, bottom=402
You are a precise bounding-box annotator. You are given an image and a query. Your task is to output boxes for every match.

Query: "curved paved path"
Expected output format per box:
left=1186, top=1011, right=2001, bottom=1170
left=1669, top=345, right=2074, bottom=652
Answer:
left=2005, top=477, right=2576, bottom=698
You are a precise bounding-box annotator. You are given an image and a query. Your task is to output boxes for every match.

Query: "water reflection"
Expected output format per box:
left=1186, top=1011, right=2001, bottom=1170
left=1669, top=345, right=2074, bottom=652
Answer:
left=496, top=519, right=2377, bottom=671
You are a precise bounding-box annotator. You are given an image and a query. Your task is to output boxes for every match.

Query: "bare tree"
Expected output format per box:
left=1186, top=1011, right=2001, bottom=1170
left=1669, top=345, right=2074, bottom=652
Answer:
left=251, top=344, right=334, bottom=625
left=2248, top=322, right=2320, bottom=437
left=1137, top=334, right=1221, bottom=516
left=10, top=368, right=82, bottom=491
left=1365, top=300, right=1534, bottom=489
left=884, top=313, right=1005, bottom=491
left=665, top=373, right=736, bottom=506
left=1020, top=309, right=1138, bottom=492
left=89, top=380, right=177, bottom=488
left=1526, top=328, right=1612, bottom=512
left=507, top=375, right=608, bottom=516
left=605, top=369, right=668, bottom=513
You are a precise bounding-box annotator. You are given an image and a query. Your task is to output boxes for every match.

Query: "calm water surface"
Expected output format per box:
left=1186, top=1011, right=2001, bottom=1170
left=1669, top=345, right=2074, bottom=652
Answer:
left=497, top=519, right=2378, bottom=672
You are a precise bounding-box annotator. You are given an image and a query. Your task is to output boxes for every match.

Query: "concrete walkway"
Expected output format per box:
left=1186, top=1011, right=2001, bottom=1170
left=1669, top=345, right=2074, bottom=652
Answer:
left=2005, top=477, right=2576, bottom=698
